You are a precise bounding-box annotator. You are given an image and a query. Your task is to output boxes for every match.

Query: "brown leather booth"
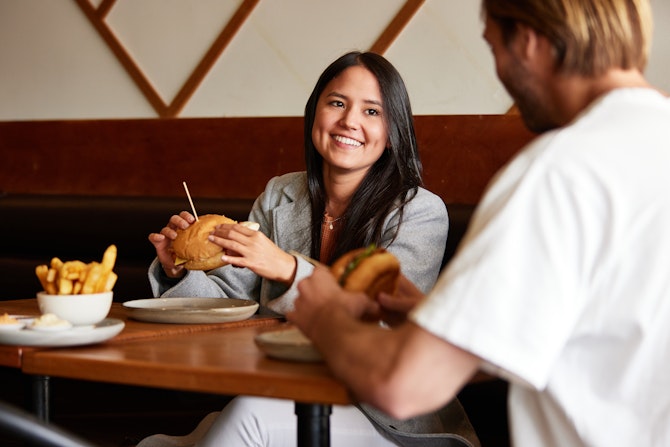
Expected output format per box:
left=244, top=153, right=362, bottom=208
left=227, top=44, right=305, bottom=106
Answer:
left=0, top=115, right=533, bottom=301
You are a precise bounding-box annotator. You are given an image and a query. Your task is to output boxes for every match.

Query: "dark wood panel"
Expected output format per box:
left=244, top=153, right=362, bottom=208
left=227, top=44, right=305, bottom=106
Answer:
left=1, top=117, right=304, bottom=200
left=0, top=115, right=535, bottom=204
left=416, top=114, right=533, bottom=203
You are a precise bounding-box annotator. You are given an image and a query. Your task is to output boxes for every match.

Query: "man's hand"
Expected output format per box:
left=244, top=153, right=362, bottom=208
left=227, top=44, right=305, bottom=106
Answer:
left=289, top=265, right=374, bottom=338
left=376, top=274, right=425, bottom=326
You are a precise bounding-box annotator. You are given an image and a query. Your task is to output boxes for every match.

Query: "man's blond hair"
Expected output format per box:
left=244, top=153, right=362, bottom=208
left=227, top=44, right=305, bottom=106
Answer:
left=482, top=0, right=653, bottom=76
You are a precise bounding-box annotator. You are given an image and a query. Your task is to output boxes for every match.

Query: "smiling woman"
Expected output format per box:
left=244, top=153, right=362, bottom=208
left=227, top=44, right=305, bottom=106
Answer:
left=302, top=52, right=425, bottom=266
left=140, top=50, right=478, bottom=447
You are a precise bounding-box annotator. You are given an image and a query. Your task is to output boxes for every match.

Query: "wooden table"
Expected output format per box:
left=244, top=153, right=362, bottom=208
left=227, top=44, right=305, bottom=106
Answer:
left=0, top=299, right=282, bottom=368
left=1, top=299, right=351, bottom=446
left=0, top=299, right=286, bottom=422
left=0, top=299, right=283, bottom=372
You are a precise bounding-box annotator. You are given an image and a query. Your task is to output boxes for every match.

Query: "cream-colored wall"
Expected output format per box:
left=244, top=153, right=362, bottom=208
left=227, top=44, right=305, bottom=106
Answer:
left=1, top=0, right=668, bottom=120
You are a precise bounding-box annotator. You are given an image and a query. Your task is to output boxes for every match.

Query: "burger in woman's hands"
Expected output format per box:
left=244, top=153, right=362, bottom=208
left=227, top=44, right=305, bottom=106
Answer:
left=172, top=214, right=259, bottom=270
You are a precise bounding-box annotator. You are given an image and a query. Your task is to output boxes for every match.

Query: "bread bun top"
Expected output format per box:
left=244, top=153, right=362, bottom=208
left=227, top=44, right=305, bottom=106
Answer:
left=172, top=214, right=236, bottom=269
left=331, top=245, right=400, bottom=299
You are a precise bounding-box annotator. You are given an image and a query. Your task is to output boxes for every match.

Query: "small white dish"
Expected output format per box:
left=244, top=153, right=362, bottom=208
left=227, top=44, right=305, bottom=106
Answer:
left=0, top=322, right=26, bottom=331
left=255, top=326, right=322, bottom=362
left=0, top=314, right=26, bottom=331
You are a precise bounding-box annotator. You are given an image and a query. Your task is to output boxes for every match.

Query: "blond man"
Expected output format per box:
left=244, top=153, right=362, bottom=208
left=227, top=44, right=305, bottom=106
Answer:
left=290, top=1, right=670, bottom=446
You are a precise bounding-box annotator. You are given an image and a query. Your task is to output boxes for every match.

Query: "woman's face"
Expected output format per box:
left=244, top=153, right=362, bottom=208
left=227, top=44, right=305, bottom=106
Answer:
left=311, top=65, right=389, bottom=178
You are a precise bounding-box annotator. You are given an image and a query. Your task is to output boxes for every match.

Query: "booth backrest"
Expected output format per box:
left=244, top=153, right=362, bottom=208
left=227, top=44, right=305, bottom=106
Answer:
left=0, top=115, right=535, bottom=300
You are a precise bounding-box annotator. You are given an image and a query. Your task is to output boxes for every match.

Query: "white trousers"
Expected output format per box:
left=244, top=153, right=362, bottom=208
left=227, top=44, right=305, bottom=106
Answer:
left=138, top=396, right=398, bottom=447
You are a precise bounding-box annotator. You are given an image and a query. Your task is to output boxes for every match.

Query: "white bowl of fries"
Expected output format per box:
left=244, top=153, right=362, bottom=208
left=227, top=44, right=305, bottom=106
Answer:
left=34, top=245, right=118, bottom=326
left=37, top=291, right=113, bottom=326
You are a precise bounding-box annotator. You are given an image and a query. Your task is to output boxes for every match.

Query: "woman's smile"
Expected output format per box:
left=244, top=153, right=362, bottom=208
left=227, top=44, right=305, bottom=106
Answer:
left=333, top=134, right=363, bottom=148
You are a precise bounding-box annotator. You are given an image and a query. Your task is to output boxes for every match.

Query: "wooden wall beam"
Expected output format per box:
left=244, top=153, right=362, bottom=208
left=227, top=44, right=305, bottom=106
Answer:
left=74, top=0, right=168, bottom=116
left=166, top=0, right=260, bottom=117
left=370, top=0, right=425, bottom=54
left=73, top=0, right=259, bottom=118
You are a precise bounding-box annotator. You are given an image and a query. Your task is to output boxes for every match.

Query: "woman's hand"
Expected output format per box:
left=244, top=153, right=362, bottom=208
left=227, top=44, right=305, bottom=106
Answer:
left=147, top=211, right=195, bottom=279
left=209, top=223, right=297, bottom=284
left=374, top=274, right=425, bottom=327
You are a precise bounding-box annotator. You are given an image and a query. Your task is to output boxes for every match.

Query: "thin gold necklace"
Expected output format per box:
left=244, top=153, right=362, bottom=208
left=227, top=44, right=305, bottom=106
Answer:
left=323, top=212, right=343, bottom=230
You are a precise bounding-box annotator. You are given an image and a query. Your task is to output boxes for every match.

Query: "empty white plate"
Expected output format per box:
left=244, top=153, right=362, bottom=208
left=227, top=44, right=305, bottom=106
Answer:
left=255, top=326, right=322, bottom=362
left=123, top=297, right=259, bottom=324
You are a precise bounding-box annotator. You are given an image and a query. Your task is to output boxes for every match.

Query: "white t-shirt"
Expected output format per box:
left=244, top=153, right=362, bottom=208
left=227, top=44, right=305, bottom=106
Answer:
left=411, top=88, right=670, bottom=447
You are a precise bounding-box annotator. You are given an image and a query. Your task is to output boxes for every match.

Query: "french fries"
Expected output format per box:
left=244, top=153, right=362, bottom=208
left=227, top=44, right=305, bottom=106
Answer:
left=35, top=245, right=118, bottom=295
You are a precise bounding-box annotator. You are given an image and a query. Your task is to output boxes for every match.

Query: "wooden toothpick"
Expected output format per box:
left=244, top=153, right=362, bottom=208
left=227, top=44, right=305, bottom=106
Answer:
left=182, top=181, right=199, bottom=221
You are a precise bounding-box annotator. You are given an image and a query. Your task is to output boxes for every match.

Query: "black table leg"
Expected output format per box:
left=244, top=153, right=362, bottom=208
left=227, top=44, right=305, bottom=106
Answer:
left=295, top=402, right=332, bottom=447
left=29, top=375, right=50, bottom=422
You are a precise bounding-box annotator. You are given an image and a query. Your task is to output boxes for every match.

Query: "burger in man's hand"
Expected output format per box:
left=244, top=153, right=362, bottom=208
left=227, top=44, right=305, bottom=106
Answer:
left=330, top=244, right=400, bottom=300
left=172, top=214, right=260, bottom=270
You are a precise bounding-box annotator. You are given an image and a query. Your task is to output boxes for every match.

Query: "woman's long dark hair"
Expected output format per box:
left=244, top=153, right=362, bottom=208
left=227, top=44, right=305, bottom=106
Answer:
left=304, top=51, right=423, bottom=264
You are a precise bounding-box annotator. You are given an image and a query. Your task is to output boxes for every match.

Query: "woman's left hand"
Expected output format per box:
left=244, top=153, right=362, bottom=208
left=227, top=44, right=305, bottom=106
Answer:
left=209, top=223, right=297, bottom=284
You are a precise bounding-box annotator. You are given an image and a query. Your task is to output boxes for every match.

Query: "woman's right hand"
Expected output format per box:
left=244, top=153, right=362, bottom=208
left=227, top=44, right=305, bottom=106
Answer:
left=211, top=223, right=297, bottom=285
left=147, top=211, right=196, bottom=279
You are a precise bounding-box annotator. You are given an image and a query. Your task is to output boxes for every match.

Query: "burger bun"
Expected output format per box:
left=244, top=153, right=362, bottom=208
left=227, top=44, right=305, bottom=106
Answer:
left=172, top=214, right=259, bottom=270
left=331, top=247, right=400, bottom=300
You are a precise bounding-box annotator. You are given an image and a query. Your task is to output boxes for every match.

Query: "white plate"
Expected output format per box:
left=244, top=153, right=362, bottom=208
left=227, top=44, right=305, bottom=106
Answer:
left=0, top=318, right=124, bottom=347
left=255, top=326, right=322, bottom=362
left=123, top=298, right=259, bottom=324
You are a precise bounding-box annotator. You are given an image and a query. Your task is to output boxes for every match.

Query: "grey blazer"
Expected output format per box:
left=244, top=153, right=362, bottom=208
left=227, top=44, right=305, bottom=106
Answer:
left=148, top=172, right=479, bottom=446
left=148, top=171, right=449, bottom=314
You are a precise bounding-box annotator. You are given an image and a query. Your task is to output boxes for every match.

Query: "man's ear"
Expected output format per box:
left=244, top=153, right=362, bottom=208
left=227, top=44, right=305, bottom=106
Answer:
left=513, top=22, right=539, bottom=61
left=514, top=22, right=556, bottom=71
